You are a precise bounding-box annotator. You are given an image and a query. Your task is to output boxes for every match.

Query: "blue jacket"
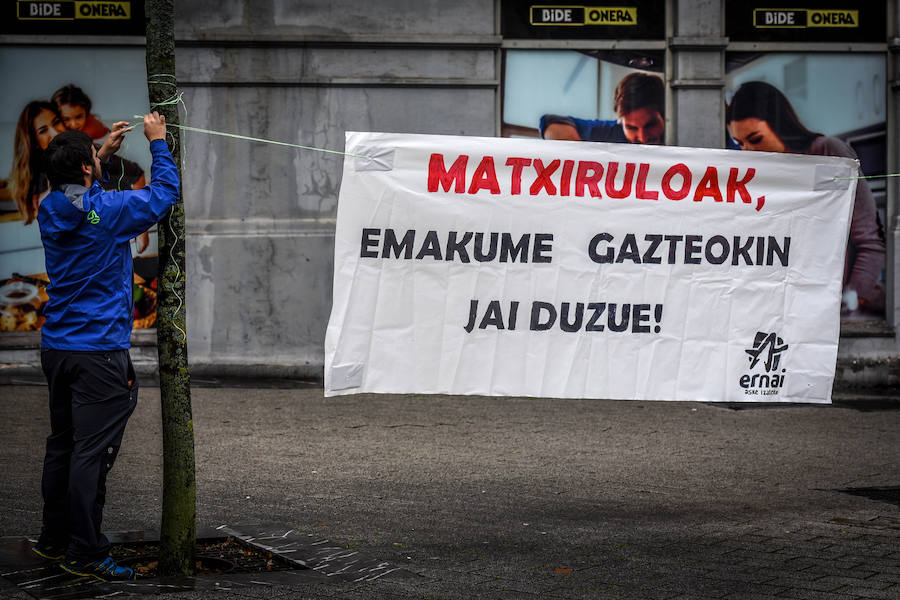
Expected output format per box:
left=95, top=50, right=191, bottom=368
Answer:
left=38, top=139, right=180, bottom=350
left=539, top=115, right=628, bottom=143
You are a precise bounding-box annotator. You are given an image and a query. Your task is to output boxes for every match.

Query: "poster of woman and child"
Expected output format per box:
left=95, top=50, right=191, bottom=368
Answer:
left=0, top=46, right=157, bottom=333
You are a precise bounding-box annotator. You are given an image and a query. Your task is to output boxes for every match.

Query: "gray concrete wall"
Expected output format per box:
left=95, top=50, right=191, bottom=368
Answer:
left=668, top=0, right=727, bottom=148
left=172, top=0, right=499, bottom=375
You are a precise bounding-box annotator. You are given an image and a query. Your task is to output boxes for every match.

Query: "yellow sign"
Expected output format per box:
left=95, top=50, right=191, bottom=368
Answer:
left=584, top=6, right=637, bottom=25
left=807, top=9, right=858, bottom=27
left=16, top=1, right=131, bottom=21
left=74, top=1, right=130, bottom=19
left=529, top=5, right=638, bottom=26
left=753, top=8, right=858, bottom=29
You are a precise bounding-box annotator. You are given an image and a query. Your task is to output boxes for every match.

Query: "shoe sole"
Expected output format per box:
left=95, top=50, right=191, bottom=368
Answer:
left=59, top=562, right=135, bottom=581
left=31, top=548, right=64, bottom=561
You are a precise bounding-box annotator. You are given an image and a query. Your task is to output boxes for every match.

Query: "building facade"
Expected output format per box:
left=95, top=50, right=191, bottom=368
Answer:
left=1, top=0, right=898, bottom=388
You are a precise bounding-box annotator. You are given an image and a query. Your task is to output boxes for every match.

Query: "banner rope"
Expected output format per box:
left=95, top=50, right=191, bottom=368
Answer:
left=125, top=109, right=900, bottom=180
left=834, top=173, right=900, bottom=181
left=129, top=117, right=374, bottom=160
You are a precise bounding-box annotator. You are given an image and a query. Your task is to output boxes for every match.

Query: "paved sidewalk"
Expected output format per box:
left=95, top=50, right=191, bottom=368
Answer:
left=1, top=385, right=899, bottom=599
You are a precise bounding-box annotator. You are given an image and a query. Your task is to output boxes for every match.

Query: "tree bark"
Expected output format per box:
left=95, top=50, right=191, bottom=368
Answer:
left=144, top=0, right=196, bottom=577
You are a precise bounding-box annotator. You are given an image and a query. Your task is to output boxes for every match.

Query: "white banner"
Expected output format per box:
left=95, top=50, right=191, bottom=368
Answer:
left=325, top=132, right=858, bottom=403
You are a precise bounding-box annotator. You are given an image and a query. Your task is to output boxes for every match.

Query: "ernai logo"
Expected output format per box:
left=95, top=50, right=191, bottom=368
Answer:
left=739, top=331, right=787, bottom=396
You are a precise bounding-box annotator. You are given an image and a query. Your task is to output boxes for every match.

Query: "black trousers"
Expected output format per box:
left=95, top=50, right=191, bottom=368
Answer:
left=39, top=349, right=138, bottom=562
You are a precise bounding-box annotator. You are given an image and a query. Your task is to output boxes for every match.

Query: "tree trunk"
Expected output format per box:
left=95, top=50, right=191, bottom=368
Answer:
left=145, top=0, right=196, bottom=577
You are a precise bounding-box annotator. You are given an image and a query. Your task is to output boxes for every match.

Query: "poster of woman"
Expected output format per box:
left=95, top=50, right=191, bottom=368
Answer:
left=725, top=52, right=887, bottom=319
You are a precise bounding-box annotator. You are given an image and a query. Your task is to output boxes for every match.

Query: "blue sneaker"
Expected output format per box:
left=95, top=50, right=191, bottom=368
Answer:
left=31, top=542, right=65, bottom=561
left=60, top=556, right=136, bottom=581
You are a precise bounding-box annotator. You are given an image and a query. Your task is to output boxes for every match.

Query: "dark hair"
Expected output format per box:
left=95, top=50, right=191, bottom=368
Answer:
left=44, top=130, right=94, bottom=189
left=614, top=72, right=664, bottom=118
left=51, top=84, right=93, bottom=113
left=726, top=81, right=820, bottom=152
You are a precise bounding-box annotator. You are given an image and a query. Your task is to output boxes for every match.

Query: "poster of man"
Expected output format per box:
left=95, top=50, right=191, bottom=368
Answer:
left=501, top=49, right=665, bottom=145
left=0, top=46, right=157, bottom=333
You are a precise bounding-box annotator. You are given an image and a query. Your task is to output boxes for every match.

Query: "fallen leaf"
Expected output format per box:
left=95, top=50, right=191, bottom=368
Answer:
left=555, top=567, right=573, bottom=574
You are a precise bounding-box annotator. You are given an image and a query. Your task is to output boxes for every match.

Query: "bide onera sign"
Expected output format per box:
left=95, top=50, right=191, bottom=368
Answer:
left=324, top=132, right=858, bottom=403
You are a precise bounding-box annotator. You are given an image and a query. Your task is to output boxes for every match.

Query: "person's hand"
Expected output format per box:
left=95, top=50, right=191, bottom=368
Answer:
left=97, top=121, right=134, bottom=160
left=143, top=112, right=167, bottom=142
left=543, top=123, right=582, bottom=141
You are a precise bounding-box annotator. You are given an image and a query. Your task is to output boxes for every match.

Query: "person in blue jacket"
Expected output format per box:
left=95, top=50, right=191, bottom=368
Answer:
left=540, top=71, right=665, bottom=145
left=32, top=112, right=178, bottom=581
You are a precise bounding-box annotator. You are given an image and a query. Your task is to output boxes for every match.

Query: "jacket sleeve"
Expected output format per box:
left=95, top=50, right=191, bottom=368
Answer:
left=539, top=114, right=578, bottom=138
left=541, top=115, right=626, bottom=143
left=813, top=137, right=886, bottom=310
left=108, top=139, right=180, bottom=242
left=846, top=174, right=886, bottom=310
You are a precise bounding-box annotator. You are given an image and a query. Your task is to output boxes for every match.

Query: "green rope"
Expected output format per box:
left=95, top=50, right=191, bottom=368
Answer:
left=146, top=74, right=189, bottom=342
left=130, top=116, right=373, bottom=160
left=834, top=173, right=900, bottom=181
left=139, top=73, right=373, bottom=160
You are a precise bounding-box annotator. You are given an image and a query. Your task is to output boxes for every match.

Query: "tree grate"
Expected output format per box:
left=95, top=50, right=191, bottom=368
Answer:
left=0, top=524, right=414, bottom=598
